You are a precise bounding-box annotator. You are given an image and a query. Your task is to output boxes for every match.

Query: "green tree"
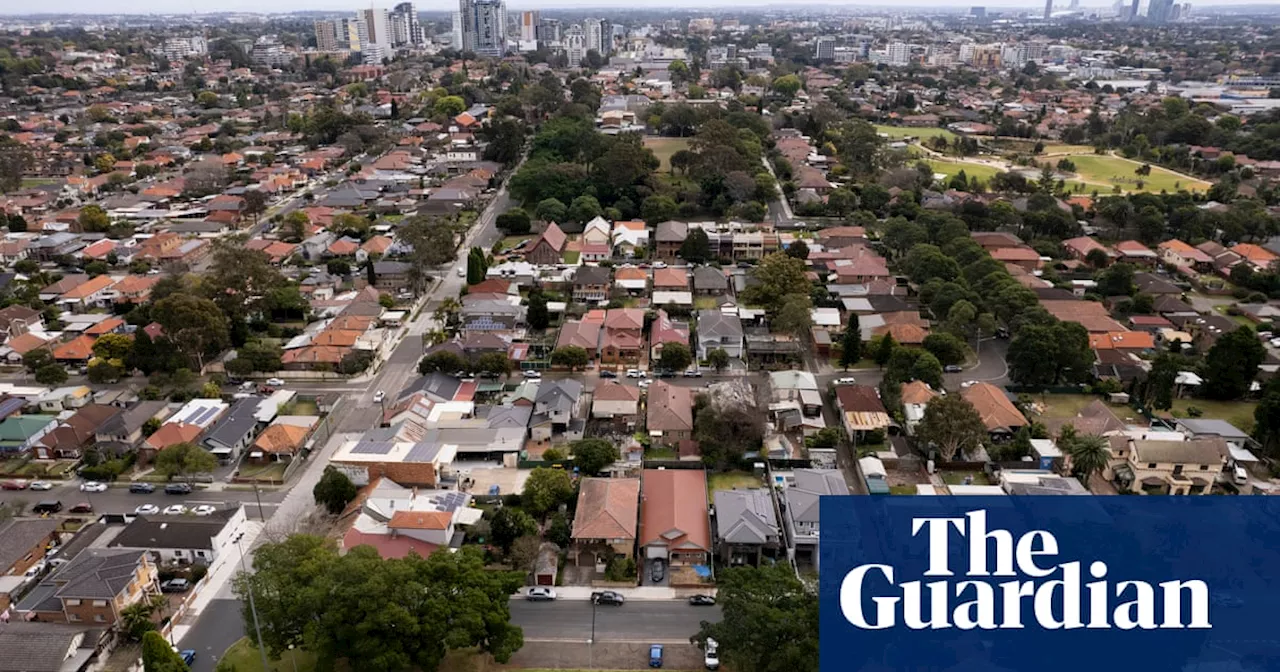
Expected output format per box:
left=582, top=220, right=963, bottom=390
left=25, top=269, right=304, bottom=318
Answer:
left=571, top=438, right=621, bottom=476
left=92, top=333, right=134, bottom=362
left=678, top=228, right=712, bottom=263
left=522, top=467, right=574, bottom=517
left=909, top=351, right=945, bottom=390
left=839, top=316, right=862, bottom=368
left=1007, top=319, right=1092, bottom=386
left=567, top=195, right=603, bottom=224
left=708, top=348, right=730, bottom=372
left=35, top=364, right=68, bottom=386
left=921, top=332, right=967, bottom=367
left=143, top=631, right=189, bottom=672
left=1097, top=261, right=1136, bottom=296
left=120, top=594, right=168, bottom=642
left=496, top=208, right=532, bottom=234
left=476, top=352, right=513, bottom=376
left=833, top=119, right=886, bottom=179
left=313, top=466, right=358, bottom=515
left=153, top=442, right=218, bottom=484
left=1253, top=378, right=1280, bottom=458
left=550, top=346, right=589, bottom=371
left=641, top=195, right=678, bottom=224
left=873, top=333, right=897, bottom=367
left=490, top=507, right=538, bottom=553
left=535, top=198, right=567, bottom=223
left=77, top=204, right=110, bottom=233
left=915, top=394, right=988, bottom=461
left=1064, top=432, right=1110, bottom=488
left=742, top=252, right=810, bottom=313
left=1202, top=326, right=1266, bottom=400
left=771, top=74, right=802, bottom=100
left=434, top=95, right=466, bottom=118
left=657, top=342, right=693, bottom=373
left=694, top=564, right=817, bottom=672
left=152, top=293, right=230, bottom=371
left=546, top=512, right=572, bottom=547
left=419, top=351, right=468, bottom=375
left=283, top=211, right=309, bottom=242
left=527, top=291, right=550, bottom=330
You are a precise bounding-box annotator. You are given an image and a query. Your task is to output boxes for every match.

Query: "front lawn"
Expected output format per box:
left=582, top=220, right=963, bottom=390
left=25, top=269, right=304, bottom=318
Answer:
left=1030, top=393, right=1102, bottom=419
left=1166, top=399, right=1259, bottom=435
left=562, top=250, right=581, bottom=264
left=238, top=462, right=289, bottom=483
left=924, top=159, right=1004, bottom=183
left=645, top=445, right=678, bottom=460
left=889, top=485, right=917, bottom=495
left=217, top=637, right=317, bottom=672
left=693, top=296, right=719, bottom=311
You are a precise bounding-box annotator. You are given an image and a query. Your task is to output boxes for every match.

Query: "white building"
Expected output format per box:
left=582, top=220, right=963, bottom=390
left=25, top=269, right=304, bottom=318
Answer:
left=814, top=36, right=835, bottom=60
left=161, top=36, right=207, bottom=61
left=887, top=41, right=910, bottom=66
left=519, top=10, right=539, bottom=42
left=361, top=7, right=391, bottom=49
left=565, top=23, right=586, bottom=66
left=460, top=0, right=506, bottom=57
left=251, top=36, right=291, bottom=68
left=585, top=18, right=604, bottom=55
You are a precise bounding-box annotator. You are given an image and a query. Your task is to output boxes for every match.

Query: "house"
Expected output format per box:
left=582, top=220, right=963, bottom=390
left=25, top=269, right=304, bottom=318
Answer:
left=1158, top=239, right=1213, bottom=271
left=531, top=379, right=583, bottom=441
left=1231, top=243, right=1278, bottom=271
left=107, top=507, right=247, bottom=566
left=16, top=549, right=159, bottom=626
left=340, top=479, right=482, bottom=559
left=200, top=397, right=261, bottom=463
left=815, top=226, right=867, bottom=249
left=713, top=488, right=781, bottom=566
left=961, top=382, right=1028, bottom=440
left=767, top=370, right=823, bottom=432
left=1133, top=272, right=1181, bottom=296
left=1090, top=330, right=1156, bottom=355
left=654, top=220, right=688, bottom=260
left=372, top=261, right=414, bottom=291
left=1062, top=236, right=1113, bottom=263
left=649, top=309, right=689, bottom=361
left=572, top=265, right=611, bottom=303
left=582, top=216, right=611, bottom=246
left=591, top=381, right=641, bottom=425
left=612, top=220, right=649, bottom=256
left=0, top=305, right=42, bottom=341
left=36, top=404, right=117, bottom=459
left=653, top=267, right=689, bottom=292
left=696, top=310, right=744, bottom=360
left=638, top=469, right=711, bottom=567
left=93, top=401, right=169, bottom=455
left=692, top=266, right=728, bottom=296
left=900, top=381, right=939, bottom=435
left=834, top=384, right=893, bottom=438
left=600, top=308, right=645, bottom=364
left=1113, top=240, right=1157, bottom=266
left=525, top=222, right=567, bottom=266
left=0, top=622, right=105, bottom=672
left=0, top=518, right=59, bottom=576
left=613, top=266, right=648, bottom=295
left=990, top=246, right=1042, bottom=271
left=782, top=469, right=848, bottom=570
left=141, top=422, right=203, bottom=459
left=1111, top=437, right=1226, bottom=495
left=556, top=320, right=601, bottom=355
left=249, top=420, right=314, bottom=463
left=570, top=477, right=640, bottom=567
left=646, top=380, right=694, bottom=445
left=0, top=415, right=57, bottom=456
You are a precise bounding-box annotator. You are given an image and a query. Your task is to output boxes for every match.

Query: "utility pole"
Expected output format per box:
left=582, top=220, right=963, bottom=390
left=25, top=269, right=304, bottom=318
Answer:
left=252, top=481, right=265, bottom=522
left=589, top=598, right=597, bottom=670
left=234, top=532, right=270, bottom=672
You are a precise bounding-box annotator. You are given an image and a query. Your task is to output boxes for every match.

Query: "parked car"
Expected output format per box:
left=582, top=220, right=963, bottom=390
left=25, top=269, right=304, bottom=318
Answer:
left=525, top=587, right=557, bottom=601
left=129, top=483, right=156, bottom=494
left=265, top=378, right=285, bottom=387
left=683, top=368, right=703, bottom=378
left=650, top=559, right=665, bottom=583
left=373, top=390, right=386, bottom=403
left=626, top=369, right=645, bottom=378
left=599, top=370, right=618, bottom=379
left=688, top=594, right=716, bottom=606
left=834, top=377, right=857, bottom=386
left=135, top=504, right=160, bottom=515
left=163, top=505, right=188, bottom=515
left=638, top=379, right=652, bottom=389
left=704, top=638, right=720, bottom=670
left=164, top=483, right=193, bottom=495
left=649, top=644, right=664, bottom=668
left=944, top=364, right=963, bottom=373
left=0, top=480, right=27, bottom=490
left=32, top=501, right=63, bottom=514
left=79, top=481, right=107, bottom=493
left=192, top=505, right=217, bottom=516
left=69, top=502, right=93, bottom=514
left=28, top=481, right=53, bottom=491
left=160, top=578, right=191, bottom=593
left=522, top=369, right=542, bottom=379
left=1235, top=465, right=1249, bottom=485
left=178, top=650, right=196, bottom=666
left=591, top=590, right=625, bottom=606
left=23, top=561, right=46, bottom=578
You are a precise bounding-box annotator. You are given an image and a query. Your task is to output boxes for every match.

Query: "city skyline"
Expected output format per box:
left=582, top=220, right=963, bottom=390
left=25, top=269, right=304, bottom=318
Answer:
left=0, top=0, right=1272, bottom=17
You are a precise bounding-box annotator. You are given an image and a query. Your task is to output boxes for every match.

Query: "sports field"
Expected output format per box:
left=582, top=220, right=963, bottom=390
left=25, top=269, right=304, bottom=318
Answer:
left=875, top=125, right=959, bottom=142
left=924, top=158, right=1004, bottom=183
left=1067, top=154, right=1210, bottom=193
left=643, top=137, right=692, bottom=171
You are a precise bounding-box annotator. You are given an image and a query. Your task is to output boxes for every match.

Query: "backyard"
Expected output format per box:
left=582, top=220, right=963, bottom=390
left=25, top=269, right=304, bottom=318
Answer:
left=643, top=137, right=692, bottom=172
left=707, top=471, right=761, bottom=501
left=1165, top=399, right=1259, bottom=434
left=874, top=125, right=958, bottom=142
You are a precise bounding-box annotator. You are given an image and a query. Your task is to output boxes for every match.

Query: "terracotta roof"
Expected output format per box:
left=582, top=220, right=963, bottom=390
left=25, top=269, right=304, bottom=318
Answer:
left=961, top=382, right=1027, bottom=431
left=253, top=423, right=309, bottom=454
left=86, top=317, right=126, bottom=336
left=646, top=380, right=693, bottom=432
left=388, top=510, right=452, bottom=530
left=52, top=335, right=95, bottom=361
left=874, top=322, right=928, bottom=345
left=342, top=528, right=438, bottom=559
left=604, top=308, right=644, bottom=331
left=532, top=222, right=566, bottom=252
left=594, top=380, right=641, bottom=402
left=652, top=267, right=689, bottom=288
left=572, top=477, right=640, bottom=540
left=60, top=275, right=118, bottom=300
left=900, top=381, right=939, bottom=405
left=1089, top=331, right=1155, bottom=351
left=145, top=422, right=202, bottom=450
left=639, top=469, right=710, bottom=551
left=5, top=332, right=51, bottom=355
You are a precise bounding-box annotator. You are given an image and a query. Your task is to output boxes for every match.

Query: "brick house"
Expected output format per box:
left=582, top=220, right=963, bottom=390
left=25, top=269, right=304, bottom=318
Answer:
left=16, top=549, right=160, bottom=626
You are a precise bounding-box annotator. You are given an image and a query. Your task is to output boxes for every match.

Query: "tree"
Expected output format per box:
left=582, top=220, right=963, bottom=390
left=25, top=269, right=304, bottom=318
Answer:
left=496, top=208, right=531, bottom=234
left=152, top=294, right=230, bottom=371
left=771, top=294, right=813, bottom=338
left=694, top=564, right=817, bottom=672
left=283, top=211, right=309, bottom=242
left=657, top=342, right=693, bottom=373
left=833, top=119, right=885, bottom=179
left=143, top=631, right=189, bottom=672
left=1202, top=326, right=1266, bottom=400
left=527, top=291, right=550, bottom=330
left=120, top=594, right=168, bottom=642
left=35, top=364, right=68, bottom=386
left=771, top=74, right=802, bottom=100
left=398, top=215, right=463, bottom=283
left=571, top=438, right=620, bottom=476
left=909, top=351, right=945, bottom=390
left=1253, top=378, right=1280, bottom=458
left=434, top=95, right=466, bottom=118
left=508, top=535, right=541, bottom=573
left=678, top=228, right=712, bottom=263
left=241, top=190, right=268, bottom=225
left=708, top=348, right=730, bottom=372
left=785, top=240, right=809, bottom=261
left=476, top=352, right=513, bottom=376
left=742, top=253, right=810, bottom=314
left=921, top=332, right=967, bottom=367
left=839, top=317, right=862, bottom=368
left=92, top=333, right=133, bottom=362
left=313, top=466, right=358, bottom=515
left=1137, top=352, right=1184, bottom=411
left=522, top=467, right=574, bottom=517
left=153, top=442, right=218, bottom=484
left=641, top=195, right=678, bottom=224
left=915, top=394, right=988, bottom=461
left=77, top=204, right=110, bottom=233
left=535, top=198, right=567, bottom=223
left=419, top=351, right=467, bottom=375
left=1007, top=319, right=1092, bottom=386
left=550, top=346, right=589, bottom=371
left=1085, top=248, right=1110, bottom=269
left=1064, top=432, right=1109, bottom=488
left=567, top=195, right=603, bottom=224
left=233, top=536, right=523, bottom=670
left=873, top=333, right=897, bottom=367
left=490, top=507, right=538, bottom=553
left=0, top=138, right=34, bottom=194
left=546, top=512, right=572, bottom=547
left=1097, top=261, right=1136, bottom=296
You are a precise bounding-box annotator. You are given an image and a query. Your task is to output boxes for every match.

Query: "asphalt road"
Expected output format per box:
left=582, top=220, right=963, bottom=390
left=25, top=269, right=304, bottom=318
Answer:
left=0, top=483, right=283, bottom=518
left=180, top=599, right=247, bottom=672
left=508, top=600, right=721, bottom=642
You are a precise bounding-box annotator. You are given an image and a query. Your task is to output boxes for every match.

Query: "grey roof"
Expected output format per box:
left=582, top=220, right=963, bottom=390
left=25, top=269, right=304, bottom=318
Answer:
left=478, top=404, right=533, bottom=429
left=535, top=379, right=583, bottom=413
left=1176, top=418, right=1251, bottom=441
left=692, top=266, right=728, bottom=291
left=0, top=518, right=58, bottom=573
left=108, top=509, right=238, bottom=552
left=573, top=265, right=612, bottom=286
left=374, top=260, right=413, bottom=275
left=713, top=489, right=779, bottom=544
left=399, top=373, right=462, bottom=403
left=20, top=549, right=147, bottom=610
left=785, top=469, right=848, bottom=523
left=202, top=397, right=261, bottom=450
left=697, top=310, right=743, bottom=340
left=0, top=622, right=103, bottom=672
left=655, top=220, right=688, bottom=243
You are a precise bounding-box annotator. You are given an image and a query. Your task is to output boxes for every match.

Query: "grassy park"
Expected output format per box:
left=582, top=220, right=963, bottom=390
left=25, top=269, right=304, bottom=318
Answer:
left=924, top=158, right=1004, bottom=183
left=874, top=125, right=958, bottom=142
left=643, top=137, right=693, bottom=172
left=1067, top=154, right=1210, bottom=194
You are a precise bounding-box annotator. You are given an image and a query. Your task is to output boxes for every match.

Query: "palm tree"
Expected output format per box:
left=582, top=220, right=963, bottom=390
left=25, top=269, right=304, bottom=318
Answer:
left=1065, top=433, right=1110, bottom=489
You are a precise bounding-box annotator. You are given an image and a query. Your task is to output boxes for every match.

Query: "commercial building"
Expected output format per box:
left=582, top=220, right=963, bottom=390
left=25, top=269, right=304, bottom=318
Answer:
left=519, top=10, right=540, bottom=42
left=459, top=0, right=507, bottom=57
left=565, top=23, right=586, bottom=66
left=361, top=7, right=391, bottom=48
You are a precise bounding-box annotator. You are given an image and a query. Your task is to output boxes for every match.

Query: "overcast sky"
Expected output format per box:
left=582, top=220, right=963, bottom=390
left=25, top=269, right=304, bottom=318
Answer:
left=0, top=0, right=1265, bottom=16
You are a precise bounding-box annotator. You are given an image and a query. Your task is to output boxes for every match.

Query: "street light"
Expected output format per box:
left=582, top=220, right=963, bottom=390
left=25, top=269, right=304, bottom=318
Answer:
left=588, top=597, right=597, bottom=670
left=233, top=532, right=270, bottom=672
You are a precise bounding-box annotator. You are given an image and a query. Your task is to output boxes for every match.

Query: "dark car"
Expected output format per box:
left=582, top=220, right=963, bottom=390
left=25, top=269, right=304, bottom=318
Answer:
left=32, top=501, right=63, bottom=514
left=591, top=590, right=625, bottom=606
left=599, top=370, right=618, bottom=379
left=650, top=559, right=665, bottom=583
left=179, top=650, right=196, bottom=666
left=161, top=578, right=191, bottom=593
left=129, top=483, right=155, bottom=494
left=688, top=594, right=716, bottom=606
left=164, top=483, right=192, bottom=495
left=69, top=502, right=93, bottom=514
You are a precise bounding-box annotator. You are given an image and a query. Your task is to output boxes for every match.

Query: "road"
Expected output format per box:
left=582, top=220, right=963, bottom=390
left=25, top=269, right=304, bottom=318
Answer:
left=183, top=599, right=246, bottom=672
left=0, top=483, right=283, bottom=519
left=508, top=600, right=720, bottom=642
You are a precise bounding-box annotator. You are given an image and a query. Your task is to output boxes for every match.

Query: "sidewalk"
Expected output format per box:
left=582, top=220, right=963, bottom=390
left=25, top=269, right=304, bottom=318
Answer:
left=169, top=519, right=264, bottom=643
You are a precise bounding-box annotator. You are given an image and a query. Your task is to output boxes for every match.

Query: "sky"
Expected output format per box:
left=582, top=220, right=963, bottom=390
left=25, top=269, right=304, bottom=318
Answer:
left=0, top=0, right=1267, bottom=16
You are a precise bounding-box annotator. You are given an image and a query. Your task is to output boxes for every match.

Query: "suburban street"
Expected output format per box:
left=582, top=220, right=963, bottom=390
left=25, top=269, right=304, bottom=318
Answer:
left=509, top=600, right=721, bottom=643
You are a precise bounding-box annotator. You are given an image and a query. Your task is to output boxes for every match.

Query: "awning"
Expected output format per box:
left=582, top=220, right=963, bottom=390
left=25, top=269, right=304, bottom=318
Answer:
left=1141, top=476, right=1166, bottom=486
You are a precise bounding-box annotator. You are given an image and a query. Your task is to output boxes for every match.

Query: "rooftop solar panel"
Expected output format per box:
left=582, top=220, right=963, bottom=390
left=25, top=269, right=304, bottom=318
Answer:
left=350, top=440, right=395, bottom=455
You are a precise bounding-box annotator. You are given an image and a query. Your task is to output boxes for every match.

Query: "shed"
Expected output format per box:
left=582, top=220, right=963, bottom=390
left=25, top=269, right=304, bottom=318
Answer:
left=533, top=542, right=559, bottom=586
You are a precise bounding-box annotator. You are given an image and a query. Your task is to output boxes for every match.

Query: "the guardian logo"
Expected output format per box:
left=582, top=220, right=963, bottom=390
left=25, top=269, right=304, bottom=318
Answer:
left=840, top=510, right=1212, bottom=631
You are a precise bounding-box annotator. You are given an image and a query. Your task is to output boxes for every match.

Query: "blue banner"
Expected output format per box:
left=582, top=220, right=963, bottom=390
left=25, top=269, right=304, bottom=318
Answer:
left=819, top=496, right=1280, bottom=672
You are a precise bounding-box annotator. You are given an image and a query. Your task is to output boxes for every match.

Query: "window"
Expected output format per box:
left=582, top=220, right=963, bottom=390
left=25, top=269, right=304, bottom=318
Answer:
left=94, top=614, right=105, bottom=623
left=93, top=600, right=107, bottom=607
left=1147, top=463, right=1157, bottom=469
left=68, top=614, right=81, bottom=622
left=66, top=599, right=81, bottom=606
left=173, top=550, right=183, bottom=557
left=1200, top=465, right=1210, bottom=470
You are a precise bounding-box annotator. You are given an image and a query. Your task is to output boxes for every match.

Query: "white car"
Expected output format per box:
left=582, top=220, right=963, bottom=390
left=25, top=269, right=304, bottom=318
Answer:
left=265, top=378, right=285, bottom=387
left=525, top=587, right=558, bottom=601
left=192, top=505, right=217, bottom=516
left=163, top=505, right=188, bottom=515
left=1234, top=466, right=1249, bottom=485
left=638, top=379, right=652, bottom=389
left=80, top=481, right=107, bottom=493
left=457, top=266, right=466, bottom=277
left=135, top=504, right=160, bottom=515
left=705, top=638, right=720, bottom=671
left=834, top=377, right=857, bottom=386
left=373, top=390, right=386, bottom=403
left=28, top=481, right=53, bottom=491
left=626, top=369, right=646, bottom=378
left=522, top=369, right=541, bottom=379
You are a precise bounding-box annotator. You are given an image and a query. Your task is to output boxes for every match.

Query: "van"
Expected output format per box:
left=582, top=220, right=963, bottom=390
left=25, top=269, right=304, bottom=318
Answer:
left=32, top=501, right=63, bottom=514
left=1234, top=465, right=1249, bottom=485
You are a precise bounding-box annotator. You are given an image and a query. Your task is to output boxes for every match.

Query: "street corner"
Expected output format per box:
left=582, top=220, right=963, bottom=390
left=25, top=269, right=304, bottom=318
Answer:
left=501, top=641, right=703, bottom=670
